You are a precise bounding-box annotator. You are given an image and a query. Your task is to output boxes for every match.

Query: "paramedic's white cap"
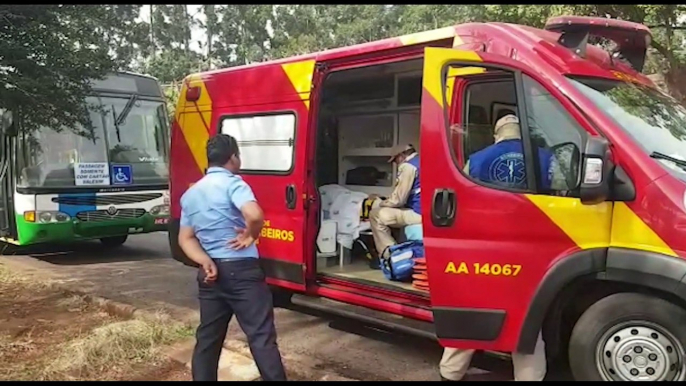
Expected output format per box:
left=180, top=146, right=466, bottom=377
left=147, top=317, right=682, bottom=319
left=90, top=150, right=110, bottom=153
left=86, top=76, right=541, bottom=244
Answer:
left=494, top=114, right=519, bottom=133
left=494, top=114, right=521, bottom=143
left=388, top=144, right=416, bottom=162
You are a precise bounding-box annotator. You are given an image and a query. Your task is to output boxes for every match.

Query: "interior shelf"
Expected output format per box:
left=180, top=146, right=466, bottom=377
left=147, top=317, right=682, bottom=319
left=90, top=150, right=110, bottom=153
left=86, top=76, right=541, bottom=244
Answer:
left=342, top=148, right=394, bottom=157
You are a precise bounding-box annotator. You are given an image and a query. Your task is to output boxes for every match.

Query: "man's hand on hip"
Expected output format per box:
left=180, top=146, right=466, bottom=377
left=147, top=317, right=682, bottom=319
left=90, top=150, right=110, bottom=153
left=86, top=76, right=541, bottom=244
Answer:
left=228, top=227, right=256, bottom=250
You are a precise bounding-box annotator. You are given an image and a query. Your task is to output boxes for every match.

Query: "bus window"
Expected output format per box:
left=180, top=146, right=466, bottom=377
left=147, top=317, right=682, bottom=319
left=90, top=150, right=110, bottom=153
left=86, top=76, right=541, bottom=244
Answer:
left=101, top=97, right=169, bottom=186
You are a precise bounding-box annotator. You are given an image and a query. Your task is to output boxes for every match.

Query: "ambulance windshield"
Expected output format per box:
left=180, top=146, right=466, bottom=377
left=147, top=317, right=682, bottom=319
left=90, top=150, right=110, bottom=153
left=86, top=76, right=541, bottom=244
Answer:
left=568, top=76, right=686, bottom=173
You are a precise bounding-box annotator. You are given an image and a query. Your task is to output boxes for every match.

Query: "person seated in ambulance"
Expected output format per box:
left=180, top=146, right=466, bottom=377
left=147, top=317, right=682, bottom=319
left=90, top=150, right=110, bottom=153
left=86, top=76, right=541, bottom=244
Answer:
left=368, top=144, right=421, bottom=258
left=440, top=114, right=549, bottom=382
left=465, top=114, right=555, bottom=191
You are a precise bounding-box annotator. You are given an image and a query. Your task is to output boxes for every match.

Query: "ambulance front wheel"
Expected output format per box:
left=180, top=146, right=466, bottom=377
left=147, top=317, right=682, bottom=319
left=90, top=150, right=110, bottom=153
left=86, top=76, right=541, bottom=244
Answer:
left=100, top=235, right=128, bottom=248
left=568, top=292, right=686, bottom=381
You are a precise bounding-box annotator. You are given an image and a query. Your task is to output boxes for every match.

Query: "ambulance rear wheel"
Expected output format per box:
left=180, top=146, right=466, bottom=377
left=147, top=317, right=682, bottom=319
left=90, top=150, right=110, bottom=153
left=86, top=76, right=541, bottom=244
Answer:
left=100, top=235, right=128, bottom=248
left=568, top=292, right=686, bottom=381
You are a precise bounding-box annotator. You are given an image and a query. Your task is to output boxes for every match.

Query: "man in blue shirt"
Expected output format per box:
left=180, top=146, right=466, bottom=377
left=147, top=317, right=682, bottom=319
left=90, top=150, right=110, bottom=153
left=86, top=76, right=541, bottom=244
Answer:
left=178, top=134, right=286, bottom=382
left=466, top=114, right=554, bottom=190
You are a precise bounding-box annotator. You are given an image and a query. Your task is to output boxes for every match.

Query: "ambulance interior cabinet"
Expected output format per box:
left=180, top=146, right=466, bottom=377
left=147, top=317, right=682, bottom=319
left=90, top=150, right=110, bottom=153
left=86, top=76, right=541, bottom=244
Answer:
left=337, top=114, right=396, bottom=196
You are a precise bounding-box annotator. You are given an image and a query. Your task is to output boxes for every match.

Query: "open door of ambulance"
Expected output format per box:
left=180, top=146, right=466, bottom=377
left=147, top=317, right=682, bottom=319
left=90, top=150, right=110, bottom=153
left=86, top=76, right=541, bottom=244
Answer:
left=420, top=47, right=607, bottom=352
left=216, top=60, right=319, bottom=293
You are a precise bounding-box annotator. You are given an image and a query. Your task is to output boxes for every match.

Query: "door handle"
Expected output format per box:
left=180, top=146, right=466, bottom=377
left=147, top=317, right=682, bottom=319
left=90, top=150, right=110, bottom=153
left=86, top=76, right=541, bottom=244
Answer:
left=431, top=188, right=456, bottom=227
left=285, top=185, right=297, bottom=210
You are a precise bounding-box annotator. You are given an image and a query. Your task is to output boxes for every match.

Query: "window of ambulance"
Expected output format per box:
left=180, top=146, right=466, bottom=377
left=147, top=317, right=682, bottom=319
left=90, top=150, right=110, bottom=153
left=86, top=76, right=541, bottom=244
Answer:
left=568, top=76, right=686, bottom=178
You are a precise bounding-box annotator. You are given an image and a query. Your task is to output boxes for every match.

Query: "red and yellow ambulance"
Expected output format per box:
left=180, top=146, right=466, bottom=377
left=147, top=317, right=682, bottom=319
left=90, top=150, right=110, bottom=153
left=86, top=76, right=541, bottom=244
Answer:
left=169, top=16, right=686, bottom=381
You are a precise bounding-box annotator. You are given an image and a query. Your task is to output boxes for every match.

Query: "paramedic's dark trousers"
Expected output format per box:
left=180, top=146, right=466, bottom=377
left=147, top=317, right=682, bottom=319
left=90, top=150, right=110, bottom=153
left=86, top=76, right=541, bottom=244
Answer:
left=191, top=258, right=286, bottom=381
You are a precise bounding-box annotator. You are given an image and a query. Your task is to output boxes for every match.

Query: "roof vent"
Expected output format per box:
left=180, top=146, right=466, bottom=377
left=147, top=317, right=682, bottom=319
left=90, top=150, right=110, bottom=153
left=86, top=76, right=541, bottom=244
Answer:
left=544, top=16, right=651, bottom=73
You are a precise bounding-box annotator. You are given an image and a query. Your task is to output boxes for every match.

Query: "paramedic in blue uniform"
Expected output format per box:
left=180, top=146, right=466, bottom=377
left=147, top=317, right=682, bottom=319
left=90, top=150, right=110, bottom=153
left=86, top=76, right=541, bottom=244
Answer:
left=177, top=134, right=287, bottom=382
left=369, top=144, right=422, bottom=257
left=440, top=114, right=552, bottom=381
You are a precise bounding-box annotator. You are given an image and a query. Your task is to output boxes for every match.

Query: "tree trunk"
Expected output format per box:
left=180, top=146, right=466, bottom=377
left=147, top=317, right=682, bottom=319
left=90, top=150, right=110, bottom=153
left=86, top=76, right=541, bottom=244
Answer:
left=206, top=5, right=214, bottom=69
left=183, top=5, right=190, bottom=56
left=664, top=66, right=686, bottom=106
left=149, top=4, right=155, bottom=59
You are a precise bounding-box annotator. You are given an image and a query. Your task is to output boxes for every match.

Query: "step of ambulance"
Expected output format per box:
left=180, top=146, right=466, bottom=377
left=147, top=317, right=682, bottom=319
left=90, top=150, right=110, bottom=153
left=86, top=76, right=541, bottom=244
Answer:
left=291, top=294, right=436, bottom=340
left=291, top=294, right=512, bottom=362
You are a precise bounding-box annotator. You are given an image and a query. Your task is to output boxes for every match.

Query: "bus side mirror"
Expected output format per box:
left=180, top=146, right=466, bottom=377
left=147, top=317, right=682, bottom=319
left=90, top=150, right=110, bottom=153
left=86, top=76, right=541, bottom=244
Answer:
left=0, top=110, right=12, bottom=133
left=579, top=136, right=612, bottom=205
left=1, top=110, right=17, bottom=137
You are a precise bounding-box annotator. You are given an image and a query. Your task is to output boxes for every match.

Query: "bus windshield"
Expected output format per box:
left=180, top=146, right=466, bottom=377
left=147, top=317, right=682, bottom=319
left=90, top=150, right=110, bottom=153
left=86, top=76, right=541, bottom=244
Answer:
left=567, top=76, right=686, bottom=174
left=18, top=96, right=169, bottom=188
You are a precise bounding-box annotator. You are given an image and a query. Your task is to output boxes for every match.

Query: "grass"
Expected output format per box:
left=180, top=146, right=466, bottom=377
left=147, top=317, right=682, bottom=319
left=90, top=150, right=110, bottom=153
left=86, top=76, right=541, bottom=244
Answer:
left=0, top=263, right=56, bottom=290
left=0, top=264, right=195, bottom=381
left=41, top=314, right=195, bottom=380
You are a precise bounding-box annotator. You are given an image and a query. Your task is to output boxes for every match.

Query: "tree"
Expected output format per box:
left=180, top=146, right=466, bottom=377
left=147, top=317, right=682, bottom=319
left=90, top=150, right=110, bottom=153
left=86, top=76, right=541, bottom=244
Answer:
left=95, top=5, right=149, bottom=71
left=0, top=5, right=124, bottom=136
left=200, top=5, right=218, bottom=70
left=141, top=5, right=204, bottom=83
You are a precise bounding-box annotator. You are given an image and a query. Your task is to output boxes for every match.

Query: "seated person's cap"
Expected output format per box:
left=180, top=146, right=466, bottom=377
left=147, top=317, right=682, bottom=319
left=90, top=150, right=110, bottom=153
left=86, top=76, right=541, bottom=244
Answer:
left=494, top=114, right=519, bottom=133
left=494, top=114, right=521, bottom=143
left=388, top=144, right=416, bottom=163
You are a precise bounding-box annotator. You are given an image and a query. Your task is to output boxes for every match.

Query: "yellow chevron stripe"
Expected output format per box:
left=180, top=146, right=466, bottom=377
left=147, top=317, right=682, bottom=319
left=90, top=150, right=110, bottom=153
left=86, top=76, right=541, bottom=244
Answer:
left=281, top=60, right=316, bottom=110
left=176, top=74, right=211, bottom=173
left=526, top=195, right=678, bottom=258
left=399, top=26, right=457, bottom=47
left=610, top=202, right=678, bottom=257
left=445, top=67, right=486, bottom=107
left=423, top=47, right=482, bottom=109
left=525, top=195, right=612, bottom=250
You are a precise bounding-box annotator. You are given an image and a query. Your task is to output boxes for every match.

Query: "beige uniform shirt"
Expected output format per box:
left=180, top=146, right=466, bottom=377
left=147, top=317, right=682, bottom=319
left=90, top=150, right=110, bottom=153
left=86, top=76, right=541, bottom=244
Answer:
left=380, top=153, right=418, bottom=209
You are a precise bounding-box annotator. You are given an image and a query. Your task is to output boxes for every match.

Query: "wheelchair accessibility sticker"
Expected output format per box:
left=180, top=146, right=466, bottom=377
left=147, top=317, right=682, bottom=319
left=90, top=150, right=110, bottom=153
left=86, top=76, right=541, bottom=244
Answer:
left=111, top=164, right=133, bottom=185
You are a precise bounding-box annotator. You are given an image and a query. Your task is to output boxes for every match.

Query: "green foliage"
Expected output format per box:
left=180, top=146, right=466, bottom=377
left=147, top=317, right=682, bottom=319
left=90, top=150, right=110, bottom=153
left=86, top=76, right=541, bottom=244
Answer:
left=3, top=4, right=686, bottom=138
left=0, top=5, right=123, bottom=134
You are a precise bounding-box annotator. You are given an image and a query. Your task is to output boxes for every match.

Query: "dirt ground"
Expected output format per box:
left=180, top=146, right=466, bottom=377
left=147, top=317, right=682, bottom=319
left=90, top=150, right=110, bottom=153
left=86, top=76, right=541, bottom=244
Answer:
left=0, top=265, right=194, bottom=381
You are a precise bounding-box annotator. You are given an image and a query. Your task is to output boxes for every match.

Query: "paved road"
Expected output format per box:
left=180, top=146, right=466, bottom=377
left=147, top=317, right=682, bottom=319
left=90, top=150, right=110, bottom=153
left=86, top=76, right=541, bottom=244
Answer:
left=0, top=232, right=562, bottom=381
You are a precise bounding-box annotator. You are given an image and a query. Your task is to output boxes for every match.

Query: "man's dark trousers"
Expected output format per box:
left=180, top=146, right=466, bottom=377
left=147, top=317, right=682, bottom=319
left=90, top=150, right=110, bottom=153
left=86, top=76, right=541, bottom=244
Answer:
left=191, top=258, right=286, bottom=381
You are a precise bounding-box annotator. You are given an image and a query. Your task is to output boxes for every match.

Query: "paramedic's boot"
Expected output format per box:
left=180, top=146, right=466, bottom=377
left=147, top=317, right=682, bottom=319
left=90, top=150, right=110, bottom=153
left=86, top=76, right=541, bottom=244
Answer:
left=369, top=254, right=380, bottom=270
left=441, top=374, right=473, bottom=381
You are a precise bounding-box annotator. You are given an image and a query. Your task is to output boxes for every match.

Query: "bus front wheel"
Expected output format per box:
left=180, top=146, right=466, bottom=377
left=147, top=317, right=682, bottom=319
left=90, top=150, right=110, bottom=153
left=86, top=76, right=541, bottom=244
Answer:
left=100, top=235, right=128, bottom=248
left=568, top=292, right=686, bottom=381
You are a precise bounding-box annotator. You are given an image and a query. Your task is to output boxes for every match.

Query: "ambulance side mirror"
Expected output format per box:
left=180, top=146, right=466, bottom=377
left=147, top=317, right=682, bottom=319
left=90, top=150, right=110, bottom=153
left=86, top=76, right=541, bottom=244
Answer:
left=579, top=136, right=612, bottom=205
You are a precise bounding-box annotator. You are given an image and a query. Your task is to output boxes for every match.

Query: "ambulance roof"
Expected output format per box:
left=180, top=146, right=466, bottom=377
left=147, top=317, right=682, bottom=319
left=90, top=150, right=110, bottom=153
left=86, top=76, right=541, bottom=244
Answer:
left=191, top=21, right=652, bottom=87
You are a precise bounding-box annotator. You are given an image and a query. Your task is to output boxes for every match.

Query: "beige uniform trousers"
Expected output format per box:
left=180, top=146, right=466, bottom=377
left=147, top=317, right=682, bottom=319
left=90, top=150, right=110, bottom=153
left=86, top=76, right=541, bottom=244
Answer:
left=440, top=331, right=546, bottom=381
left=369, top=207, right=422, bottom=256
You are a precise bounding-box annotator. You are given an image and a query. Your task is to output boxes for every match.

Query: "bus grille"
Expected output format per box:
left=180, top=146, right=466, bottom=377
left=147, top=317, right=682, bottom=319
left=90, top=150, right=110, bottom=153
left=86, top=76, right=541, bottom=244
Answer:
left=52, top=193, right=162, bottom=207
left=76, top=209, right=146, bottom=222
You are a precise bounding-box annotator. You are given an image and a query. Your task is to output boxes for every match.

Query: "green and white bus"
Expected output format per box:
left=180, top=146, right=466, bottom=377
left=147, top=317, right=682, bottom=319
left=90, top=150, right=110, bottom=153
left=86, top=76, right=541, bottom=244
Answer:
left=0, top=72, right=170, bottom=248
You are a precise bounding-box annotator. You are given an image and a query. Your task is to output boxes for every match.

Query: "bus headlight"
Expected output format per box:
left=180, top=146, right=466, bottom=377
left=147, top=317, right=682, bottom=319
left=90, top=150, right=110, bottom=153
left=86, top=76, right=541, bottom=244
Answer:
left=39, top=212, right=53, bottom=223
left=24, top=211, right=70, bottom=223
left=150, top=205, right=169, bottom=216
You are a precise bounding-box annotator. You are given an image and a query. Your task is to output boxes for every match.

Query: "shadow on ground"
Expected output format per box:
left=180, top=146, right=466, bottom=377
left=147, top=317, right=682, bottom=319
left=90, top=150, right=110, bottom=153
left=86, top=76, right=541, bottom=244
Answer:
left=1, top=241, right=167, bottom=265
left=282, top=302, right=572, bottom=381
